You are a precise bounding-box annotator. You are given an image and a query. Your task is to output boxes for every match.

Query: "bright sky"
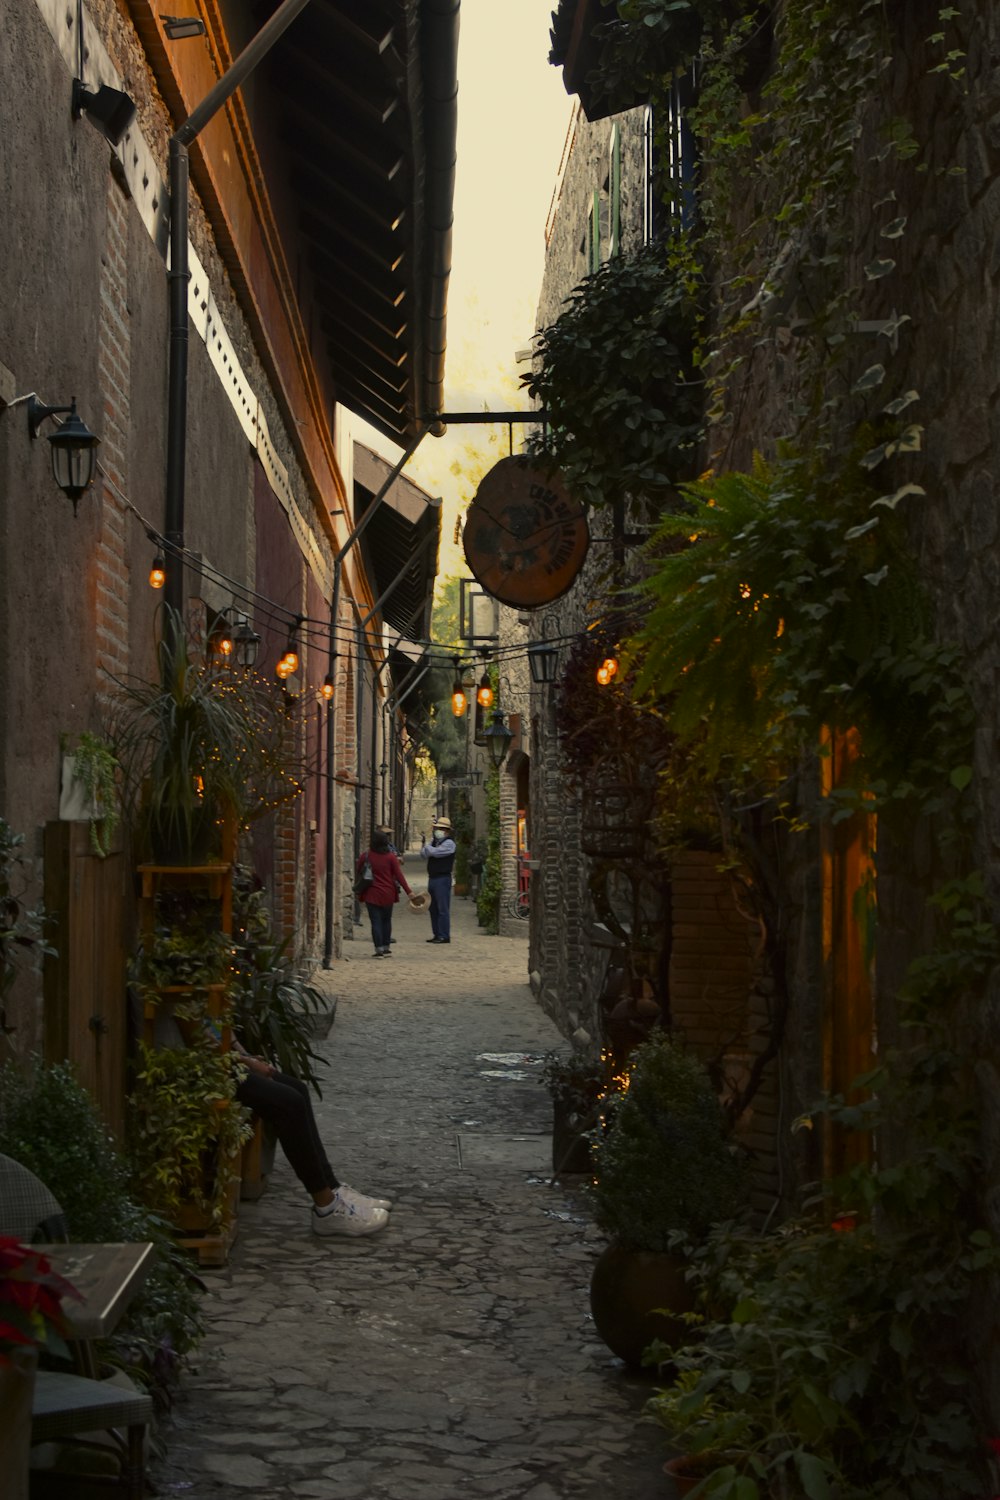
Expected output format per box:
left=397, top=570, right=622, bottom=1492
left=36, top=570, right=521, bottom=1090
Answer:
left=355, top=1, right=575, bottom=582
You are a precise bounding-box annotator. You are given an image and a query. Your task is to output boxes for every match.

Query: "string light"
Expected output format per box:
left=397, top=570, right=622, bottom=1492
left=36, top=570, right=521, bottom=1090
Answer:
left=476, top=671, right=494, bottom=709
left=451, top=657, right=467, bottom=717
left=596, top=656, right=618, bottom=686
left=149, top=553, right=166, bottom=589
left=320, top=674, right=334, bottom=701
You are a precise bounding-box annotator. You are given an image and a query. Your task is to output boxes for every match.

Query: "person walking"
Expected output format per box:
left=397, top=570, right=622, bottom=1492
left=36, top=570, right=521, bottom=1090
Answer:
left=357, top=828, right=412, bottom=957
left=419, top=816, right=456, bottom=944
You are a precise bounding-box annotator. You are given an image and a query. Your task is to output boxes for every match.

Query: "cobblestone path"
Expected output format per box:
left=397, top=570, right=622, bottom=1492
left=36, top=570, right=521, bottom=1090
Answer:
left=153, top=864, right=667, bottom=1499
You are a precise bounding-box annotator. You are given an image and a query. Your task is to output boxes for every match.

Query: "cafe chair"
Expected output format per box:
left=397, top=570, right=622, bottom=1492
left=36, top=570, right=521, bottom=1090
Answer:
left=0, top=1153, right=69, bottom=1242
left=0, top=1155, right=153, bottom=1496
left=31, top=1371, right=153, bottom=1500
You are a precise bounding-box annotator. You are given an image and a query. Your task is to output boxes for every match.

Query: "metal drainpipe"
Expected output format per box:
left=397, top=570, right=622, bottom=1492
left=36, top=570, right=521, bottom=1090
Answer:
left=163, top=0, right=314, bottom=631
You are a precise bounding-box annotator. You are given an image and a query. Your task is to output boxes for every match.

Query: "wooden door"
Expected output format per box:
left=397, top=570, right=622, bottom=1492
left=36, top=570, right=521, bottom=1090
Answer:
left=43, top=822, right=127, bottom=1140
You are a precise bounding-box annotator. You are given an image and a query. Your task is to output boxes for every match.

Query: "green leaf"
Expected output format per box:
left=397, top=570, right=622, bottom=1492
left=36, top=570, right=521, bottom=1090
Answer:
left=872, top=483, right=926, bottom=510
left=864, top=257, right=896, bottom=279
left=881, top=216, right=908, bottom=238
left=851, top=364, right=885, bottom=393
left=844, top=517, right=880, bottom=540
left=860, top=441, right=890, bottom=470
left=882, top=389, right=919, bottom=415
left=795, top=1453, right=833, bottom=1500
left=950, top=765, right=973, bottom=791
left=864, top=566, right=888, bottom=586
left=731, top=1368, right=752, bottom=1394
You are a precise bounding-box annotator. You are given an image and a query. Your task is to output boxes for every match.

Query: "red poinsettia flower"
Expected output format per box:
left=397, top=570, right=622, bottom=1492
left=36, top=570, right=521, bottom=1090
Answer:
left=0, top=1236, right=81, bottom=1366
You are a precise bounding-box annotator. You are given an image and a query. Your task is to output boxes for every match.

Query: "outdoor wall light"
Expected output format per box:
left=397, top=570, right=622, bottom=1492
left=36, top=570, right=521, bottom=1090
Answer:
left=161, top=14, right=207, bottom=39
left=72, top=79, right=137, bottom=147
left=484, top=707, right=514, bottom=771
left=149, top=553, right=166, bottom=589
left=27, top=397, right=100, bottom=513
left=232, top=615, right=260, bottom=669
left=528, top=642, right=559, bottom=685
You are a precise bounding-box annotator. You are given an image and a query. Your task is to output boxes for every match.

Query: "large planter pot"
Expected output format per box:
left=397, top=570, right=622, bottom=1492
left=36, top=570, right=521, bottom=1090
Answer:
left=589, top=1243, right=695, bottom=1369
left=0, top=1345, right=38, bottom=1500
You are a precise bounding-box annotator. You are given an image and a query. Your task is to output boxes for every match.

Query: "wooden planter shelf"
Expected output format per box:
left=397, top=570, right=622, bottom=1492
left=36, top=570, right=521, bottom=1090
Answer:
left=136, top=855, right=241, bottom=1267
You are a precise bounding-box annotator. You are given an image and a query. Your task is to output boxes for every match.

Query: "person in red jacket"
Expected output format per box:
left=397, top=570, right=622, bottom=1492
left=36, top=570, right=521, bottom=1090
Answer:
left=356, top=828, right=412, bottom=956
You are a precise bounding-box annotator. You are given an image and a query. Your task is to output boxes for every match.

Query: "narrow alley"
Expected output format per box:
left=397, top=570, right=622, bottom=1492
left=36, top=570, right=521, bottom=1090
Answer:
left=152, top=864, right=668, bottom=1500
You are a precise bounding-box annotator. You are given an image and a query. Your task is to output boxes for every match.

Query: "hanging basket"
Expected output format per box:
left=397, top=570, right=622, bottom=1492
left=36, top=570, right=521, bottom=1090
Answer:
left=579, top=783, right=653, bottom=858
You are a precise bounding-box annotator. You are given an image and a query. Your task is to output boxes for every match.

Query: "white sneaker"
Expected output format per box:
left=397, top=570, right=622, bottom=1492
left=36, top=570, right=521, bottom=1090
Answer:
left=338, top=1183, right=392, bottom=1212
left=312, top=1190, right=388, bottom=1237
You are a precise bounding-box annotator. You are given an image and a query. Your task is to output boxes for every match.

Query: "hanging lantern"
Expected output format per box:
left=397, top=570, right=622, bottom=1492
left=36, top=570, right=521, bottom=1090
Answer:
left=528, top=642, right=559, bottom=684
left=484, top=707, right=514, bottom=770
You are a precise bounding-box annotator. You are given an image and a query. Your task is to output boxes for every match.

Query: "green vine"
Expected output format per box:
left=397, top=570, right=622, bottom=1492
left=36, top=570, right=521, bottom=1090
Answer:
left=476, top=768, right=502, bottom=933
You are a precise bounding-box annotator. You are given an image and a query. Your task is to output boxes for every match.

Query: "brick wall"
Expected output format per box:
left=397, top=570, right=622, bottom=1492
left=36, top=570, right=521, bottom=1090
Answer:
left=95, top=174, right=131, bottom=699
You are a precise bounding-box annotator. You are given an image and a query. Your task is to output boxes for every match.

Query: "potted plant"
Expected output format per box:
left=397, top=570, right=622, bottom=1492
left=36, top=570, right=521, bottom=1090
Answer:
left=588, top=1031, right=746, bottom=1368
left=128, top=1036, right=252, bottom=1232
left=0, top=1237, right=78, bottom=1500
left=61, top=731, right=120, bottom=857
left=109, top=612, right=302, bottom=864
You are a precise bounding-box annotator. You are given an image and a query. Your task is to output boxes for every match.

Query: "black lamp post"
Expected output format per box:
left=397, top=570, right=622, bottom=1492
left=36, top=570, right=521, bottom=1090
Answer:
left=484, top=707, right=514, bottom=771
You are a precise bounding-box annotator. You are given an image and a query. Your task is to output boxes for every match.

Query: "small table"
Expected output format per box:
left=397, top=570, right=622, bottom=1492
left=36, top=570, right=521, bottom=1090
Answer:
left=36, top=1242, right=156, bottom=1376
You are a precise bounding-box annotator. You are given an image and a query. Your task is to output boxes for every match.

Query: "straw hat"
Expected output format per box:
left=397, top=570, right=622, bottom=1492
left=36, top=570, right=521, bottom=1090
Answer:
left=408, top=890, right=431, bottom=912
left=432, top=816, right=453, bottom=830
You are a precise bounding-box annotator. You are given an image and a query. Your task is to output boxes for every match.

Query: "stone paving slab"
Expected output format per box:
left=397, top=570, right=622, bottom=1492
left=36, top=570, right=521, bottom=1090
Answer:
left=152, top=873, right=668, bottom=1499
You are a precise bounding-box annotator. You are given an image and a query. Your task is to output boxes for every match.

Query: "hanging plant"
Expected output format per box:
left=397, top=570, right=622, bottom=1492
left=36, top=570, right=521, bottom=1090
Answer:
left=68, top=731, right=120, bottom=858
left=523, top=244, right=704, bottom=514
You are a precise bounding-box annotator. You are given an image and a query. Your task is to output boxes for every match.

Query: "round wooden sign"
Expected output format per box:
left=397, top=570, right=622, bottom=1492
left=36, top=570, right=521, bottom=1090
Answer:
left=462, top=456, right=589, bottom=608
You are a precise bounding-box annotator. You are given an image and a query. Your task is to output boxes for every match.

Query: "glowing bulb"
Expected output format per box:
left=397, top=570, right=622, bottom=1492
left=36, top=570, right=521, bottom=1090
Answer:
left=149, top=554, right=166, bottom=589
left=282, top=648, right=300, bottom=674
left=276, top=658, right=291, bottom=680
left=477, top=675, right=493, bottom=709
left=599, top=657, right=618, bottom=681
left=218, top=635, right=233, bottom=658
left=321, top=674, right=334, bottom=701
left=452, top=688, right=467, bottom=717
left=596, top=664, right=612, bottom=686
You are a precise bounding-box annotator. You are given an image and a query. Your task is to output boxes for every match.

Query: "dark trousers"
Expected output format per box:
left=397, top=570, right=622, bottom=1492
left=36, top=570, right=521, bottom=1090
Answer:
left=367, top=901, right=393, bottom=950
left=235, top=1068, right=337, bottom=1196
left=428, top=874, right=452, bottom=940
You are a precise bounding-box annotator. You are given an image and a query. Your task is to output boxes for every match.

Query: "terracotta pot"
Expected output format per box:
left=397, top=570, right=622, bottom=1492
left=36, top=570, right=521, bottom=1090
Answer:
left=589, top=1243, right=695, bottom=1368
left=0, top=1345, right=38, bottom=1500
